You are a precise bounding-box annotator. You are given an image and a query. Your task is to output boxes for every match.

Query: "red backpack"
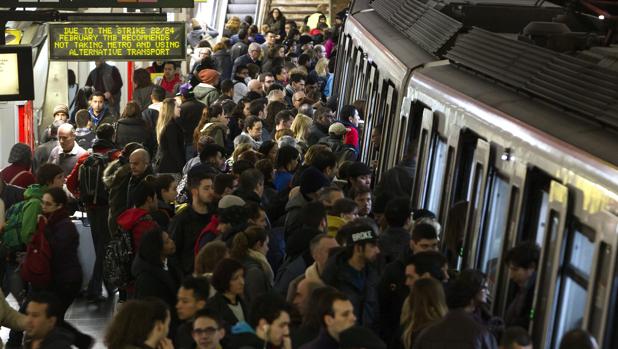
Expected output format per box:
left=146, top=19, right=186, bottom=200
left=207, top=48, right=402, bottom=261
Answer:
left=20, top=219, right=52, bottom=287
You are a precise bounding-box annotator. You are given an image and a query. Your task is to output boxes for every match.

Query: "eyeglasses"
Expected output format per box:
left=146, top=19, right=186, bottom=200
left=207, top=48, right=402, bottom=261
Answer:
left=192, top=327, right=218, bottom=336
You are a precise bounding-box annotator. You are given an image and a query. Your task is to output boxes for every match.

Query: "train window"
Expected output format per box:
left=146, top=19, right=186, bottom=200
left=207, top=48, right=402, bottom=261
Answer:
left=552, top=224, right=595, bottom=348
left=425, top=136, right=449, bottom=216
left=478, top=172, right=511, bottom=297
left=535, top=191, right=550, bottom=247
left=519, top=168, right=552, bottom=243
left=590, top=243, right=611, bottom=337
left=451, top=130, right=477, bottom=204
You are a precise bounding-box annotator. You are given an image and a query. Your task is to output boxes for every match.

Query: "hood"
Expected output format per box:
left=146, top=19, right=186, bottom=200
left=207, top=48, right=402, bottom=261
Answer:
left=321, top=247, right=350, bottom=284
left=92, top=138, right=116, bottom=152
left=286, top=226, right=321, bottom=257
left=118, top=117, right=147, bottom=126
left=24, top=184, right=46, bottom=200
left=117, top=208, right=150, bottom=231
left=327, top=215, right=347, bottom=237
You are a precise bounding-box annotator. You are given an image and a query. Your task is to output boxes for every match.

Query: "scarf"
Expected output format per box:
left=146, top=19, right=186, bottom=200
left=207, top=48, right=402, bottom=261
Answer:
left=247, top=249, right=274, bottom=285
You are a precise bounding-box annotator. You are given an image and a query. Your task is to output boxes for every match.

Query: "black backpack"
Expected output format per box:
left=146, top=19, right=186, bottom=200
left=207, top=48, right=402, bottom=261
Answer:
left=78, top=152, right=113, bottom=205
left=102, top=214, right=150, bottom=289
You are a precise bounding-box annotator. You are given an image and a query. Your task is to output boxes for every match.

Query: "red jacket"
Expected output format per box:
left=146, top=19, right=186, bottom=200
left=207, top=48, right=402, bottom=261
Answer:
left=0, top=164, right=35, bottom=189
left=116, top=208, right=159, bottom=251
left=66, top=147, right=120, bottom=199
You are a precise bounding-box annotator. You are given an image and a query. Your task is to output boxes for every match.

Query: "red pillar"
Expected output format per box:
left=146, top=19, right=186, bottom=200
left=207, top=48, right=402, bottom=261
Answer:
left=127, top=61, right=134, bottom=101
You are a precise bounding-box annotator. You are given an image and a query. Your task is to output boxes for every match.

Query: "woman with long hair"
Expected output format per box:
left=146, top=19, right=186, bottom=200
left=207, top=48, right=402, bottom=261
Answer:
left=104, top=298, right=172, bottom=349
left=132, top=68, right=155, bottom=111
left=230, top=225, right=273, bottom=305
left=290, top=113, right=313, bottom=153
left=194, top=104, right=228, bottom=149
left=400, top=278, right=448, bottom=349
left=155, top=98, right=186, bottom=174
left=265, top=8, right=286, bottom=37
left=146, top=174, right=177, bottom=230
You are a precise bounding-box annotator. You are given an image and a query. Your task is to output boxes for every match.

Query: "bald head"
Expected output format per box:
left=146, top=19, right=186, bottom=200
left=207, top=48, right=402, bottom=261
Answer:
left=129, top=149, right=150, bottom=177
left=58, top=123, right=76, bottom=152
left=293, top=91, right=306, bottom=109
left=248, top=79, right=263, bottom=93
left=268, top=89, right=286, bottom=103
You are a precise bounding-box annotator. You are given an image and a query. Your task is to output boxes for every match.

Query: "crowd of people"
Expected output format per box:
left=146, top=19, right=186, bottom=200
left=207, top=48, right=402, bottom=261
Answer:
left=0, top=6, right=601, bottom=349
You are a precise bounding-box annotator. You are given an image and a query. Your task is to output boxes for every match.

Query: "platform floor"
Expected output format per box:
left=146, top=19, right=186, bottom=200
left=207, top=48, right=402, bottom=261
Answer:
left=1, top=293, right=116, bottom=349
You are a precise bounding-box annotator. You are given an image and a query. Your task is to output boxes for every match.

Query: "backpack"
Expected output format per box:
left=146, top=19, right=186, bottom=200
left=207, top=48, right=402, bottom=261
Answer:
left=102, top=215, right=150, bottom=289
left=1, top=199, right=32, bottom=252
left=78, top=152, right=113, bottom=205
left=20, top=220, right=52, bottom=287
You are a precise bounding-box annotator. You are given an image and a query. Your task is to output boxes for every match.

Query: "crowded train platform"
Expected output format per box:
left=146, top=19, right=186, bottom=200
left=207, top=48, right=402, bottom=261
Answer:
left=0, top=0, right=617, bottom=348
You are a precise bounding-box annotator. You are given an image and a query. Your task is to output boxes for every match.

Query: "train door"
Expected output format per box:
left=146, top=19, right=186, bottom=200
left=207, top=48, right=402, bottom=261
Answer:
left=422, top=128, right=450, bottom=220
left=361, top=64, right=379, bottom=164
left=597, top=213, right=618, bottom=348
left=531, top=181, right=569, bottom=348
left=334, top=34, right=353, bottom=105
left=411, top=108, right=433, bottom=209
left=381, top=83, right=398, bottom=172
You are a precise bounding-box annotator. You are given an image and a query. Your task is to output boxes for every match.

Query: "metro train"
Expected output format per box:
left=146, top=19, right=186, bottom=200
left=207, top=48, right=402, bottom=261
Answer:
left=333, top=0, right=618, bottom=348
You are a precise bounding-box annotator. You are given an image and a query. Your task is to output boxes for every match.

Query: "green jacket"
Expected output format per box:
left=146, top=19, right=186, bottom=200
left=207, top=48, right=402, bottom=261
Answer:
left=20, top=184, right=46, bottom=243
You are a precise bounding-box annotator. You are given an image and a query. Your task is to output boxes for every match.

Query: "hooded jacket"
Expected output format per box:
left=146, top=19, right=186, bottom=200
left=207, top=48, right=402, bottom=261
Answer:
left=117, top=208, right=158, bottom=251
left=194, top=83, right=221, bottom=107
left=321, top=249, right=381, bottom=332
left=283, top=192, right=310, bottom=241
left=107, top=165, right=153, bottom=235
left=20, top=184, right=46, bottom=243
left=240, top=253, right=273, bottom=306
left=39, top=209, right=82, bottom=287
left=115, top=117, right=156, bottom=155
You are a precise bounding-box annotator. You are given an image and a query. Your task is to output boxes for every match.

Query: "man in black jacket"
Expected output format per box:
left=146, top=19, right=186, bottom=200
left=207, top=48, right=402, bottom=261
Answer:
left=175, top=276, right=211, bottom=349
left=169, top=166, right=215, bottom=275
left=377, top=223, right=441, bottom=344
left=321, top=219, right=381, bottom=333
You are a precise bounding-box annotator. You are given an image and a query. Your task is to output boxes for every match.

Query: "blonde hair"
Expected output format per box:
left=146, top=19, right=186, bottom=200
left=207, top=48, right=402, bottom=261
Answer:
left=315, top=58, right=329, bottom=77
left=400, top=278, right=448, bottom=349
left=232, top=143, right=254, bottom=162
left=156, top=98, right=177, bottom=143
left=274, top=128, right=294, bottom=141
left=290, top=113, right=313, bottom=142
left=225, top=17, right=241, bottom=33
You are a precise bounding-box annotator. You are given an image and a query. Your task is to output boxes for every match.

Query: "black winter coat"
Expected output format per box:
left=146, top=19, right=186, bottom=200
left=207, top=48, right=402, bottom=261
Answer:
left=169, top=206, right=213, bottom=275
left=414, top=309, right=498, bottom=349
left=178, top=98, right=206, bottom=146
left=321, top=249, right=381, bottom=332
left=115, top=117, right=156, bottom=155
left=204, top=292, right=249, bottom=332
left=44, top=210, right=83, bottom=287
left=212, top=49, right=233, bottom=81
left=378, top=249, right=412, bottom=344
left=156, top=119, right=186, bottom=174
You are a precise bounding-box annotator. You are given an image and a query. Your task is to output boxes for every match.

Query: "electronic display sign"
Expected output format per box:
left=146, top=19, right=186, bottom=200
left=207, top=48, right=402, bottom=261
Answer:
left=6, top=0, right=193, bottom=8
left=49, top=22, right=186, bottom=61
left=0, top=46, right=34, bottom=101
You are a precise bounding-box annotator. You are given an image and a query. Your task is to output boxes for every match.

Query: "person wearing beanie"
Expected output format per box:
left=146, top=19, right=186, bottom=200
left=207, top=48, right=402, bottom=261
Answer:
left=344, top=162, right=371, bottom=197
left=318, top=122, right=357, bottom=165
left=0, top=143, right=36, bottom=188
left=52, top=104, right=69, bottom=122
left=321, top=218, right=381, bottom=332
left=194, top=69, right=221, bottom=107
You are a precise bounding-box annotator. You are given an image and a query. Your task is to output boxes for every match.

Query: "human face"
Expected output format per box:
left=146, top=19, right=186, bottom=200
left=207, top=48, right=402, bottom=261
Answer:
left=248, top=121, right=263, bottom=141
left=192, top=317, right=224, bottom=349
left=325, top=300, right=356, bottom=338
left=249, top=209, right=268, bottom=229
left=164, top=63, right=176, bottom=80
left=349, top=110, right=361, bottom=127
left=285, top=24, right=292, bottom=34
left=273, top=9, right=281, bottom=19
left=228, top=269, right=245, bottom=295
left=476, top=282, right=490, bottom=305
left=162, top=231, right=176, bottom=257
left=352, top=175, right=371, bottom=191
left=249, top=47, right=261, bottom=61
left=404, top=265, right=419, bottom=290
left=315, top=237, right=338, bottom=270
left=354, top=192, right=372, bottom=216
left=292, top=79, right=305, bottom=93
left=410, top=238, right=439, bottom=254
left=319, top=111, right=334, bottom=126
left=195, top=179, right=215, bottom=206
left=54, top=112, right=68, bottom=122
left=370, top=128, right=381, bottom=149
left=361, top=242, right=380, bottom=263
left=293, top=279, right=311, bottom=315
left=508, top=264, right=535, bottom=288
left=58, top=128, right=75, bottom=153
left=209, top=152, right=225, bottom=171
left=91, top=95, right=105, bottom=113
left=49, top=173, right=65, bottom=189
left=293, top=92, right=305, bottom=109
left=129, top=153, right=148, bottom=177
left=278, top=47, right=286, bottom=58
left=161, top=181, right=178, bottom=203
left=264, top=76, right=275, bottom=91
left=263, top=311, right=290, bottom=346
left=243, top=101, right=252, bottom=117
left=176, top=287, right=206, bottom=321
left=266, top=32, right=276, bottom=45
left=25, top=302, right=56, bottom=340
left=256, top=236, right=269, bottom=255
left=276, top=68, right=288, bottom=83
left=41, top=193, right=62, bottom=215
left=237, top=69, right=249, bottom=81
